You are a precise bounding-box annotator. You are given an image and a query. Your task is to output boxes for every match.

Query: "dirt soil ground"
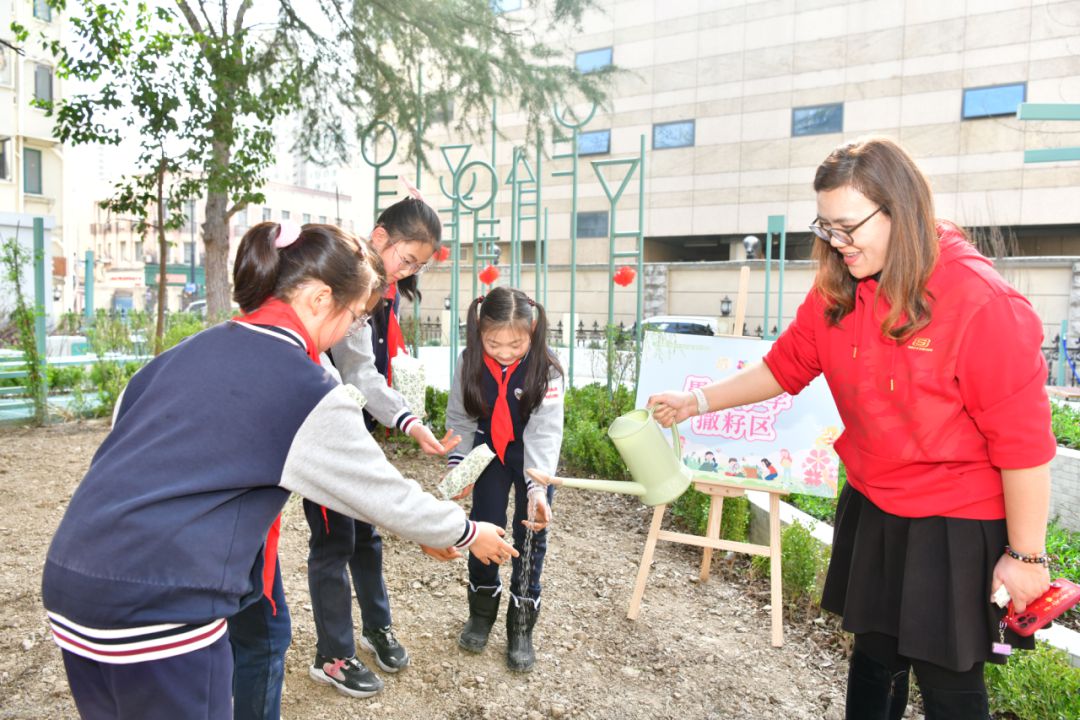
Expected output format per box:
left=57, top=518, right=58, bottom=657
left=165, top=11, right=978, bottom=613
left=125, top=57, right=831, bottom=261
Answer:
left=0, top=419, right=857, bottom=719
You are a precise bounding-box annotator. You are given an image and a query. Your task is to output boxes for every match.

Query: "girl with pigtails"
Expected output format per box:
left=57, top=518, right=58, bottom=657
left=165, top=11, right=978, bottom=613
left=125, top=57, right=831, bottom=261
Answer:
left=445, top=286, right=565, bottom=673
left=41, top=221, right=516, bottom=719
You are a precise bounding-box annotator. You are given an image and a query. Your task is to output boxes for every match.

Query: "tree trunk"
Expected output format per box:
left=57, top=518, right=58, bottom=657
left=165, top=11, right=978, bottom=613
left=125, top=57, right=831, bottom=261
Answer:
left=203, top=139, right=232, bottom=316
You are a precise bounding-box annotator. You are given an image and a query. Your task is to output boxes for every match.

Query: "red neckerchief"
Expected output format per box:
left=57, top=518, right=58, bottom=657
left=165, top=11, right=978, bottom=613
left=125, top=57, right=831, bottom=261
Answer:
left=383, top=283, right=407, bottom=387
left=483, top=353, right=522, bottom=463
left=234, top=296, right=321, bottom=614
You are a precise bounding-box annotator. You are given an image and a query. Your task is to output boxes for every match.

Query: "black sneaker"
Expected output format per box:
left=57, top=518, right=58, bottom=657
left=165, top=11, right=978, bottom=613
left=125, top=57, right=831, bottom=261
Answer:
left=360, top=625, right=410, bottom=672
left=308, top=654, right=383, bottom=698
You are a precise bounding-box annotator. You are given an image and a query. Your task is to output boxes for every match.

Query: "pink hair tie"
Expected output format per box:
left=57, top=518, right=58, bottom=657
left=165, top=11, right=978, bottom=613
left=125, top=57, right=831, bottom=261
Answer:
left=400, top=177, right=427, bottom=204
left=274, top=220, right=302, bottom=249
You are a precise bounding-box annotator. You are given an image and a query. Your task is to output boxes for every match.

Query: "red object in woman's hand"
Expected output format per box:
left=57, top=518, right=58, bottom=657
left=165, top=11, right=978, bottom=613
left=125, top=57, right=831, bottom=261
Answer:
left=479, top=265, right=499, bottom=285
left=613, top=265, right=636, bottom=287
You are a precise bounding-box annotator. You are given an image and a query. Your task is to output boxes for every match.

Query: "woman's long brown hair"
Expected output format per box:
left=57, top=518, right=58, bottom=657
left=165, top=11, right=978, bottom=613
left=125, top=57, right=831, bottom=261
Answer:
left=812, top=137, right=942, bottom=341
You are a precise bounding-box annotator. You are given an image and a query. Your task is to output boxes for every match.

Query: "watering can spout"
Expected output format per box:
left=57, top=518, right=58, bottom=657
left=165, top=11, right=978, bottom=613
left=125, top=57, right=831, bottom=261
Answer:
left=525, top=469, right=646, bottom=497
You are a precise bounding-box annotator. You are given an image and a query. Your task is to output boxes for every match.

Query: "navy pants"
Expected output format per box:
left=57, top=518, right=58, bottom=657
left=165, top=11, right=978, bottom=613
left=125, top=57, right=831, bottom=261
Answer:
left=62, top=635, right=232, bottom=720
left=228, top=560, right=291, bottom=720
left=468, top=457, right=554, bottom=600
left=303, top=500, right=392, bottom=658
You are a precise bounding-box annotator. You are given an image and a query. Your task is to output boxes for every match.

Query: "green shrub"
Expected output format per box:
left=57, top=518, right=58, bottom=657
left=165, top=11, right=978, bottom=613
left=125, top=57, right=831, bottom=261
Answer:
left=426, top=386, right=449, bottom=438
left=1052, top=402, right=1080, bottom=450
left=669, top=487, right=750, bottom=543
left=1046, top=521, right=1080, bottom=590
left=751, top=519, right=829, bottom=612
left=559, top=383, right=634, bottom=481
left=90, top=360, right=144, bottom=417
left=986, top=642, right=1080, bottom=720
left=47, top=365, right=86, bottom=393
left=162, top=312, right=208, bottom=351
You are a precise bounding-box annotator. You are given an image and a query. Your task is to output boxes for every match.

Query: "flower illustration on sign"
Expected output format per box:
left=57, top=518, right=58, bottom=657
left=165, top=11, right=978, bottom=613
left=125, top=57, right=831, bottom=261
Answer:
left=801, top=448, right=834, bottom=487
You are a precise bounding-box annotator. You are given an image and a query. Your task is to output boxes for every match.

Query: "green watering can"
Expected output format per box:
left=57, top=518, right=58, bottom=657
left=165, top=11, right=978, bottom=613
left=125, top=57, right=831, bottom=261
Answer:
left=527, top=408, right=693, bottom=507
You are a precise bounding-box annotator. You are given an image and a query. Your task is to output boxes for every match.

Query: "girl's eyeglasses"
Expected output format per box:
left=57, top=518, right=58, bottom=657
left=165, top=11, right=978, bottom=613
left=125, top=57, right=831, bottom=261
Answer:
left=809, top=206, right=883, bottom=246
left=391, top=244, right=432, bottom=275
left=344, top=307, right=370, bottom=337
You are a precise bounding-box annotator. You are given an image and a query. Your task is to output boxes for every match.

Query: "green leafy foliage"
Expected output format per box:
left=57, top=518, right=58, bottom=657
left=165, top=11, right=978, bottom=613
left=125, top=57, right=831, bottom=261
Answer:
left=1046, top=522, right=1080, bottom=594
left=560, top=383, right=634, bottom=481
left=669, top=486, right=750, bottom=543
left=161, top=312, right=207, bottom=351
left=426, top=387, right=449, bottom=438
left=1, top=237, right=46, bottom=424
left=751, top=520, right=830, bottom=613
left=21, top=0, right=610, bottom=316
left=1051, top=402, right=1080, bottom=450
left=89, top=361, right=144, bottom=418
left=986, top=642, right=1080, bottom=720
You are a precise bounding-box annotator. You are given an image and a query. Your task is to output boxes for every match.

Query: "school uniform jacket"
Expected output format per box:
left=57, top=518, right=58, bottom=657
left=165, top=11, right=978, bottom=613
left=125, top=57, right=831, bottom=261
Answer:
left=444, top=351, right=564, bottom=495
left=42, top=321, right=475, bottom=663
left=329, top=288, right=419, bottom=434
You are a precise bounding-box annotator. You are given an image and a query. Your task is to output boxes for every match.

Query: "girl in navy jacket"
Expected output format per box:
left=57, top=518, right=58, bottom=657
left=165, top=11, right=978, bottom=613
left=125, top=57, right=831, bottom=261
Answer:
left=41, top=222, right=515, bottom=720
left=445, top=286, right=564, bottom=672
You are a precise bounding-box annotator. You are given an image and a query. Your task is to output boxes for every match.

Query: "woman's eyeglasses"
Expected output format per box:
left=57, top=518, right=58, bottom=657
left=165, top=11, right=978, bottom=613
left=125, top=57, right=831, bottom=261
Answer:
left=809, top=206, right=883, bottom=246
left=391, top=244, right=432, bottom=275
left=344, top=307, right=370, bottom=337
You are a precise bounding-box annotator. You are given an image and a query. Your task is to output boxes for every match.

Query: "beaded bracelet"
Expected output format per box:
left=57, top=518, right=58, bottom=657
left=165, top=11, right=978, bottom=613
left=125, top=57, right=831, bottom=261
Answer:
left=1003, top=545, right=1050, bottom=565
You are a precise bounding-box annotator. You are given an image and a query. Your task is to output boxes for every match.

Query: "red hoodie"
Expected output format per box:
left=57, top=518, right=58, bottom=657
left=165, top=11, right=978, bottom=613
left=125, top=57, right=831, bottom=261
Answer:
left=763, top=223, right=1055, bottom=519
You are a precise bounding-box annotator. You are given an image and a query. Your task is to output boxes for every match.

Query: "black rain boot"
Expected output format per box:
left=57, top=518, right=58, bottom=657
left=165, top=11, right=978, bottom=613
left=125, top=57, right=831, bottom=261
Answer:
left=919, top=686, right=990, bottom=720
left=845, top=649, right=910, bottom=720
left=506, top=593, right=539, bottom=672
left=459, top=585, right=501, bottom=653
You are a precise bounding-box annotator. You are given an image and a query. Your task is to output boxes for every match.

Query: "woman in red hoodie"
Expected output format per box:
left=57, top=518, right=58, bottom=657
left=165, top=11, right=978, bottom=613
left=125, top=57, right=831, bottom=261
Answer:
left=649, top=137, right=1054, bottom=720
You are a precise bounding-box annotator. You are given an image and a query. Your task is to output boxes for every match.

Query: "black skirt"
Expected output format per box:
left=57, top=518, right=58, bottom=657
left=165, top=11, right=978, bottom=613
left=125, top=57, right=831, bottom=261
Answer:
left=820, top=484, right=1034, bottom=672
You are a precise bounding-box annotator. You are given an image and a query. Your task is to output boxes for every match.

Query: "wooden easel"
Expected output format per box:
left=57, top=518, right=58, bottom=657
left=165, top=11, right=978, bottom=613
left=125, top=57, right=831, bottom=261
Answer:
left=626, top=266, right=790, bottom=647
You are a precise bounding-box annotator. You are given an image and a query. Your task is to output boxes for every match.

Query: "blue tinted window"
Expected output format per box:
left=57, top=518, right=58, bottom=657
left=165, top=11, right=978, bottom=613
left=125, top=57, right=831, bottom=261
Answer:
left=576, top=47, right=613, bottom=74
left=576, top=211, right=609, bottom=238
left=579, top=129, right=611, bottom=156
left=491, top=0, right=521, bottom=11
left=24, top=148, right=42, bottom=194
left=652, top=120, right=695, bottom=149
left=962, top=83, right=1026, bottom=119
left=792, top=103, right=843, bottom=137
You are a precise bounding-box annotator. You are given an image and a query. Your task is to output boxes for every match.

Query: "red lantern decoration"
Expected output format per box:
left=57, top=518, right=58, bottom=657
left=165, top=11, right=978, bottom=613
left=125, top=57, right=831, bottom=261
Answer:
left=434, top=246, right=450, bottom=262
left=613, top=265, right=636, bottom=287
left=478, top=265, right=500, bottom=285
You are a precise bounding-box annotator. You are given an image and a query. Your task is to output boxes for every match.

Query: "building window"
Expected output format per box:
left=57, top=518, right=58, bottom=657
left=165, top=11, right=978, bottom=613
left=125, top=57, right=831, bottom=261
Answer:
left=0, top=48, right=13, bottom=87
left=302, top=213, right=311, bottom=224
left=234, top=207, right=248, bottom=230
left=318, top=215, right=327, bottom=223
left=24, top=148, right=43, bottom=194
left=792, top=103, right=843, bottom=137
left=34, top=64, right=53, bottom=104
left=0, top=137, right=10, bottom=181
left=262, top=207, right=272, bottom=222
left=33, top=0, right=51, bottom=21
left=579, top=129, right=611, bottom=156
left=491, top=0, right=521, bottom=12
left=281, top=210, right=291, bottom=220
left=653, top=120, right=695, bottom=150
left=576, top=210, right=609, bottom=238
left=575, top=47, right=612, bottom=74
left=962, top=83, right=1026, bottom=120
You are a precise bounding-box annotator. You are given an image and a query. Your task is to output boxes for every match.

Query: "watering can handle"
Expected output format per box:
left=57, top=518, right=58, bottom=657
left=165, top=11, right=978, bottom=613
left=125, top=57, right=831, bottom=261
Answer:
left=646, top=407, right=682, bottom=463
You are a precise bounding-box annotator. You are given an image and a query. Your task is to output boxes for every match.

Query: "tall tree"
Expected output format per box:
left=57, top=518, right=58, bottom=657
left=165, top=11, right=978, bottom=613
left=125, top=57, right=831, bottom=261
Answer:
left=16, top=1, right=609, bottom=315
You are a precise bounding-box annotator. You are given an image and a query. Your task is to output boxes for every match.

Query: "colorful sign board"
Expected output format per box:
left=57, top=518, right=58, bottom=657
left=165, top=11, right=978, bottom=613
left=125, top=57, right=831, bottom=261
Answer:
left=636, top=331, right=842, bottom=497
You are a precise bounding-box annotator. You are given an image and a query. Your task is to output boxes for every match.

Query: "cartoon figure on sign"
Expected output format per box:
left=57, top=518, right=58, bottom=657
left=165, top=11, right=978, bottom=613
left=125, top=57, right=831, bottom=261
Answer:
left=700, top=451, right=718, bottom=473
left=727, top=457, right=742, bottom=477
left=760, top=458, right=779, bottom=482
left=779, top=449, right=793, bottom=483
left=741, top=456, right=758, bottom=479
